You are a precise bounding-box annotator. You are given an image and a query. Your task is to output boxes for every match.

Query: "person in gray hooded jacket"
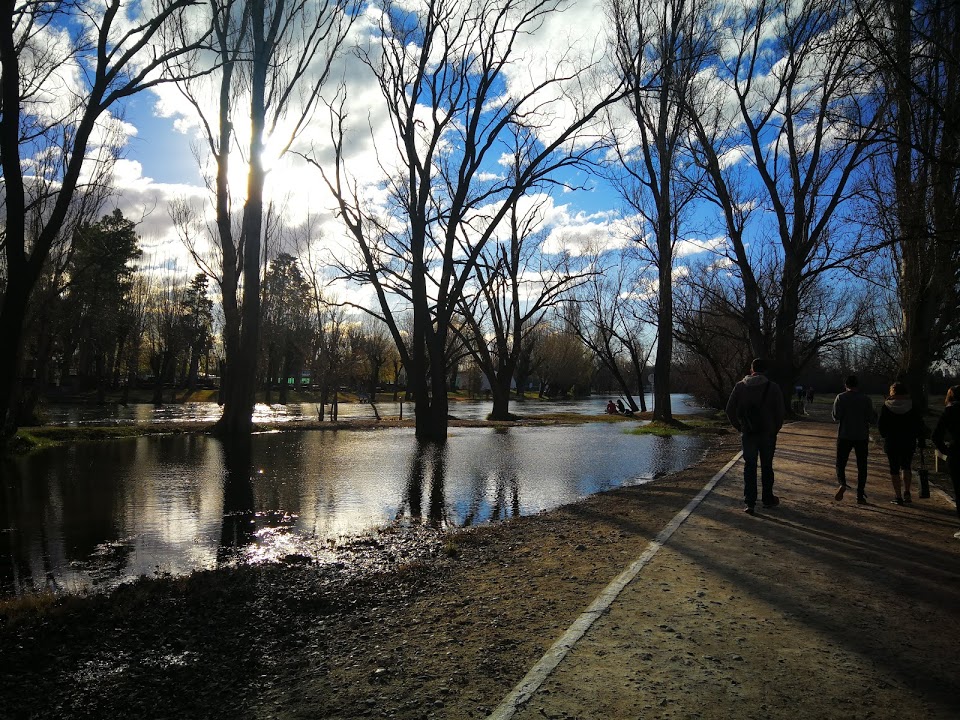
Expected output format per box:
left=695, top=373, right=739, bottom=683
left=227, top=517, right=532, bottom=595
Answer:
left=725, top=358, right=786, bottom=514
left=877, top=381, right=927, bottom=505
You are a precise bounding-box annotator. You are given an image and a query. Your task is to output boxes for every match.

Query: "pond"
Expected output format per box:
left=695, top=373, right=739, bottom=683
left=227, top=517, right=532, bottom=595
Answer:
left=1, top=396, right=710, bottom=598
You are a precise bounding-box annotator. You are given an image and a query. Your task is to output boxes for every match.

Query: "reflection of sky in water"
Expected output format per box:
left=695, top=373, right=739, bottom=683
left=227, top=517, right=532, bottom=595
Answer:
left=0, top=424, right=706, bottom=597
left=39, top=394, right=705, bottom=425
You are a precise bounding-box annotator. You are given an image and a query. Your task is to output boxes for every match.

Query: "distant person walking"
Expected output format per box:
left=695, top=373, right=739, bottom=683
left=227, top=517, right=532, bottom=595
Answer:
left=832, top=375, right=876, bottom=504
left=878, top=381, right=927, bottom=505
left=725, top=358, right=786, bottom=515
left=931, top=385, right=960, bottom=539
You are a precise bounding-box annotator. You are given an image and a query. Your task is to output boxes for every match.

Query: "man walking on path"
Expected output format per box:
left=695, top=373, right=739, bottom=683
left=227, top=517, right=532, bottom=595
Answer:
left=725, top=358, right=786, bottom=514
left=832, top=374, right=877, bottom=504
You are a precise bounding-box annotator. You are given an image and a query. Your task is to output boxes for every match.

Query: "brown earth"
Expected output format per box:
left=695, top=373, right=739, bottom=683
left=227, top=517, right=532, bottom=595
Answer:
left=1, top=415, right=959, bottom=720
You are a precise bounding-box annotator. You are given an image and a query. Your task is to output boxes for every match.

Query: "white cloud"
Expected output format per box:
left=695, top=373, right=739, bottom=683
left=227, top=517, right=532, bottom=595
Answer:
left=676, top=235, right=727, bottom=258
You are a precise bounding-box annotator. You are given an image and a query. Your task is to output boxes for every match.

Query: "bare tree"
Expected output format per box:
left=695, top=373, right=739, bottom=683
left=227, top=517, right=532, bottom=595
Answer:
left=0, top=0, right=210, bottom=437
left=607, top=0, right=712, bottom=422
left=857, top=0, right=960, bottom=410
left=683, top=0, right=883, bottom=406
left=312, top=0, right=625, bottom=441
left=563, top=250, right=653, bottom=411
left=144, top=270, right=189, bottom=405
left=356, top=317, right=394, bottom=404
left=165, top=0, right=357, bottom=436
left=535, top=323, right=596, bottom=398
left=455, top=197, right=590, bottom=420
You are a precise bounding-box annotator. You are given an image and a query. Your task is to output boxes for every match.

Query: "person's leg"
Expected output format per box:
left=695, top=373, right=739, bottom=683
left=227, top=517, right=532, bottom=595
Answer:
left=902, top=443, right=916, bottom=501
left=836, top=438, right=853, bottom=484
left=949, top=457, right=960, bottom=521
left=759, top=433, right=778, bottom=505
left=948, top=457, right=960, bottom=538
left=885, top=444, right=903, bottom=502
left=852, top=439, right=869, bottom=499
left=742, top=434, right=759, bottom=510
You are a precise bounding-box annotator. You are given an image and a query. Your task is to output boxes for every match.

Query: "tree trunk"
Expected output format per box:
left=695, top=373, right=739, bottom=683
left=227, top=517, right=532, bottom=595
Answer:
left=653, top=222, right=673, bottom=424
left=773, top=257, right=802, bottom=412
left=489, top=379, right=513, bottom=420
left=0, top=283, right=29, bottom=438
left=278, top=353, right=290, bottom=405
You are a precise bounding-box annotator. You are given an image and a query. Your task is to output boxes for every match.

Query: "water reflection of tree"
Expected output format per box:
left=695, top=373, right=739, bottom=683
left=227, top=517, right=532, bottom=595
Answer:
left=397, top=441, right=447, bottom=528
left=1, top=445, right=130, bottom=595
left=218, top=436, right=256, bottom=562
left=462, top=429, right=519, bottom=526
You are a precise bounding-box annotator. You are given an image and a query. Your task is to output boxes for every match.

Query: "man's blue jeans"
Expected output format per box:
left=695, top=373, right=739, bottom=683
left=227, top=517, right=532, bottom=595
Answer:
left=742, top=432, right=777, bottom=507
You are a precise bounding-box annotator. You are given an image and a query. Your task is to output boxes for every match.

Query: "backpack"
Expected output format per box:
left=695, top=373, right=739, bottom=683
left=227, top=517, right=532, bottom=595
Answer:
left=738, top=383, right=771, bottom=435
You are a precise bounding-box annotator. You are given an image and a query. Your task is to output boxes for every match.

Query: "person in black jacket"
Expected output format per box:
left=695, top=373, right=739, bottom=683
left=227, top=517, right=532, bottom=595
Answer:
left=877, top=381, right=927, bottom=505
left=931, top=385, right=960, bottom=540
left=832, top=375, right=877, bottom=504
left=725, top=358, right=786, bottom=515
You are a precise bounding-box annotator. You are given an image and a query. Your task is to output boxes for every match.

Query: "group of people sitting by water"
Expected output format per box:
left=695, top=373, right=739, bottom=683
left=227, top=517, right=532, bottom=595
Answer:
left=605, top=399, right=635, bottom=417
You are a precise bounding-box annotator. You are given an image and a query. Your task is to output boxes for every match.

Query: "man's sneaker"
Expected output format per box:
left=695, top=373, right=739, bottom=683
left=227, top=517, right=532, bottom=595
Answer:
left=954, top=530, right=960, bottom=540
left=834, top=485, right=846, bottom=501
left=857, top=495, right=868, bottom=504
left=891, top=497, right=904, bottom=506
left=744, top=505, right=755, bottom=515
left=762, top=496, right=780, bottom=508
left=904, top=492, right=912, bottom=504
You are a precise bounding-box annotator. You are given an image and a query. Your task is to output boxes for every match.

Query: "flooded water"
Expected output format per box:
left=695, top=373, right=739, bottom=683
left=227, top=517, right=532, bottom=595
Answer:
left=37, top=393, right=704, bottom=425
left=1, top=396, right=709, bottom=598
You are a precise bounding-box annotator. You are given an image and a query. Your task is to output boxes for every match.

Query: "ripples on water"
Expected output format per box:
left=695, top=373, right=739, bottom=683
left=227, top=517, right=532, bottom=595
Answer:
left=1, top=397, right=708, bottom=597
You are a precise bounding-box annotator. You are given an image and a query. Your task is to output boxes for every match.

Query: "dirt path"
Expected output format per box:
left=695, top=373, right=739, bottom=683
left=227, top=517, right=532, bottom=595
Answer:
left=501, top=421, right=960, bottom=720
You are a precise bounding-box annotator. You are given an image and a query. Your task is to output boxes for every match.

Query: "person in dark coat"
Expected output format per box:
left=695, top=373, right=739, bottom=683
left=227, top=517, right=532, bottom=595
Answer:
left=878, top=381, right=927, bottom=505
left=832, top=374, right=876, bottom=504
left=725, top=358, right=786, bottom=515
left=931, top=385, right=960, bottom=540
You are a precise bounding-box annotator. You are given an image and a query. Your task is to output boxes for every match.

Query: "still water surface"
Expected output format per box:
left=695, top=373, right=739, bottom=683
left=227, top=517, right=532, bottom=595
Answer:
left=38, top=394, right=702, bottom=425
left=1, top=396, right=707, bottom=597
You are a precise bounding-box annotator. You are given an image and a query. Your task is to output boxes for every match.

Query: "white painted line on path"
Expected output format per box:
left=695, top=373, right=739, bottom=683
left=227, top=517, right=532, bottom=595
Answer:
left=486, top=451, right=744, bottom=720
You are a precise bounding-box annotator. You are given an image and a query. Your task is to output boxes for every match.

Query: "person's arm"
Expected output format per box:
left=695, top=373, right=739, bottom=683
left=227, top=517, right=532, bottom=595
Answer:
left=877, top=405, right=887, bottom=438
left=725, top=386, right=740, bottom=430
left=932, top=414, right=948, bottom=456
left=832, top=394, right=841, bottom=423
left=773, top=383, right=786, bottom=431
